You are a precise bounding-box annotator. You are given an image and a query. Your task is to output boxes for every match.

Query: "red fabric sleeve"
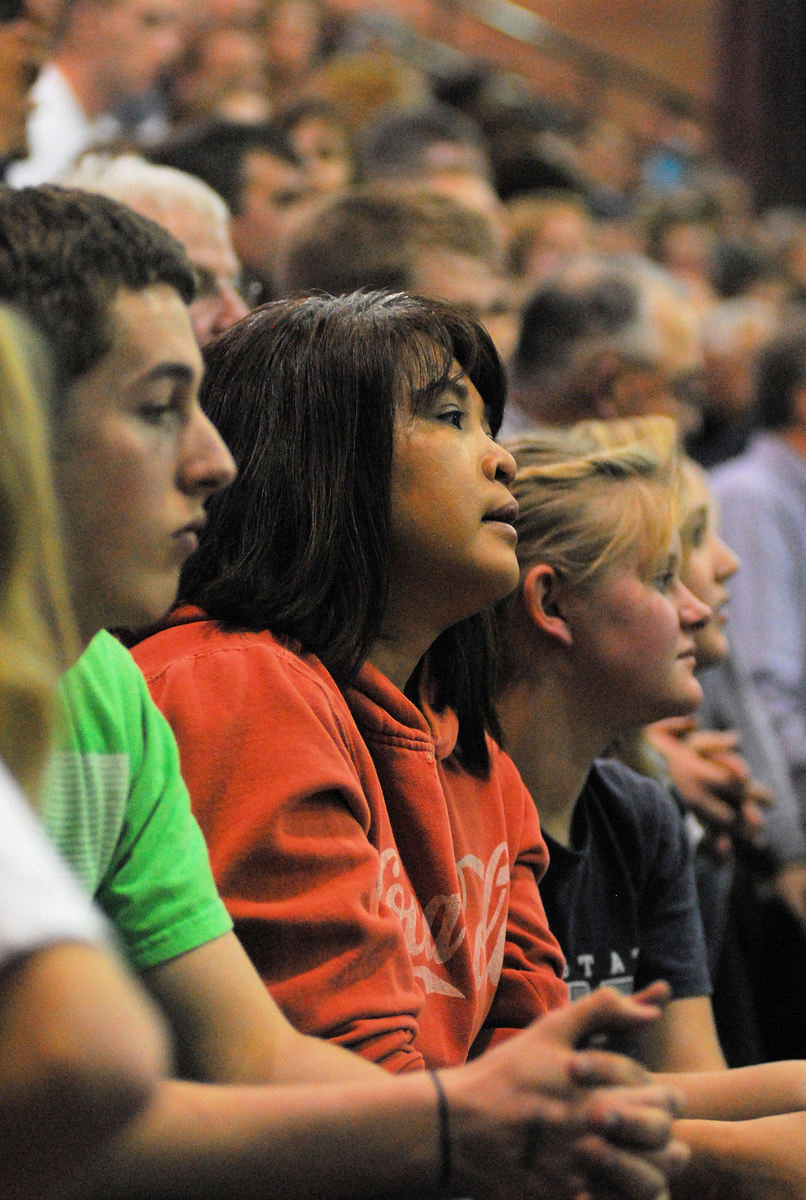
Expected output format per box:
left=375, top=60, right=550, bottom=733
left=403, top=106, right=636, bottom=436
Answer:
left=138, top=633, right=427, bottom=1073
left=468, top=745, right=569, bottom=1057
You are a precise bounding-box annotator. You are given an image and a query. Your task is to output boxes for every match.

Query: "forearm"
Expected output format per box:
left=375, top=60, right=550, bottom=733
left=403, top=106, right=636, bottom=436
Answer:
left=0, top=944, right=169, bottom=1200
left=71, top=985, right=691, bottom=1200
left=144, top=933, right=387, bottom=1087
left=72, top=1059, right=679, bottom=1200
left=673, top=1112, right=806, bottom=1200
left=269, top=1023, right=392, bottom=1084
left=637, top=997, right=726, bottom=1074
left=71, top=1073, right=442, bottom=1200
left=655, top=1060, right=806, bottom=1120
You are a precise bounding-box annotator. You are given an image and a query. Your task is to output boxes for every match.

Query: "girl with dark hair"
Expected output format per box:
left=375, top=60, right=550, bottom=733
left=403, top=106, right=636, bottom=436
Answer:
left=132, top=289, right=568, bottom=1073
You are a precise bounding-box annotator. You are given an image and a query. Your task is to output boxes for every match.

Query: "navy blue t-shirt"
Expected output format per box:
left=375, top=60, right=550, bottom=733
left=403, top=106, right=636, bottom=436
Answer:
left=540, top=758, right=711, bottom=1002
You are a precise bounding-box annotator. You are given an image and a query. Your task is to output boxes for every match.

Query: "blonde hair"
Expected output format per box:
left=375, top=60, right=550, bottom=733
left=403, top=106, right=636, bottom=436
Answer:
left=496, top=415, right=680, bottom=684
left=0, top=308, right=78, bottom=796
left=508, top=415, right=680, bottom=582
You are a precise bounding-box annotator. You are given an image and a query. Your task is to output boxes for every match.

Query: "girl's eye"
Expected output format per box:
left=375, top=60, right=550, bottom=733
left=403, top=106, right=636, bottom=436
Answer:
left=438, top=407, right=466, bottom=430
left=654, top=569, right=677, bottom=592
left=689, top=519, right=707, bottom=548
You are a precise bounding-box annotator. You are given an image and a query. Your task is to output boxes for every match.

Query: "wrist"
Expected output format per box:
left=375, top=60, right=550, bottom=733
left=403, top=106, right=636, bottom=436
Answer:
left=428, top=1070, right=452, bottom=1193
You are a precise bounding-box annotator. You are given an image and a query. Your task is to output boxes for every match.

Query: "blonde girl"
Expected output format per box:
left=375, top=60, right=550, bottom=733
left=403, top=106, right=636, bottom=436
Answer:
left=494, top=415, right=723, bottom=1072
left=0, top=307, right=76, bottom=795
left=0, top=305, right=169, bottom=1199
left=494, top=414, right=806, bottom=1169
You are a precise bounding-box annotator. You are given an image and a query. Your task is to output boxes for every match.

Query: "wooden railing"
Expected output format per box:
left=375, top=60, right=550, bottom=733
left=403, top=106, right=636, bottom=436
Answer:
left=338, top=0, right=713, bottom=134
left=453, top=0, right=708, bottom=117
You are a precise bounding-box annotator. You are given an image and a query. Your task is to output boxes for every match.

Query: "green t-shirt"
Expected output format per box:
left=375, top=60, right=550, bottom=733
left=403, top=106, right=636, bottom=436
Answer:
left=42, top=631, right=232, bottom=970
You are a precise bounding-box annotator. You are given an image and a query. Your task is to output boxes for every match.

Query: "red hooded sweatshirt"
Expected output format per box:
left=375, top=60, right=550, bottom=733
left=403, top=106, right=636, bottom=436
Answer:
left=132, top=609, right=567, bottom=1072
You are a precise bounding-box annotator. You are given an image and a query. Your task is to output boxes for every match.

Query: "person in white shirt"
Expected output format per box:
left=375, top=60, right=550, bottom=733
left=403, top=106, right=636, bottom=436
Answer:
left=8, top=0, right=188, bottom=185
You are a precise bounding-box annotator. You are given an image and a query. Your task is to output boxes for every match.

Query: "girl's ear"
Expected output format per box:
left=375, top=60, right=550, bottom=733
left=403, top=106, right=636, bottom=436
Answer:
left=520, top=563, right=574, bottom=646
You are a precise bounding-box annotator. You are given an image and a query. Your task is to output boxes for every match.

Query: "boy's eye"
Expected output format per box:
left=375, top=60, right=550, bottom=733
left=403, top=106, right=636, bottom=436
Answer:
left=139, top=400, right=181, bottom=427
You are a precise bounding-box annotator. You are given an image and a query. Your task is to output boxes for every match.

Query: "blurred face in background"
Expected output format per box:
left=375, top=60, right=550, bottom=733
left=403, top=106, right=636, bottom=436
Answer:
left=170, top=205, right=250, bottom=345
left=91, top=0, right=189, bottom=101
left=230, top=148, right=314, bottom=290
left=288, top=110, right=353, bottom=197
left=679, top=461, right=739, bottom=669
left=410, top=248, right=519, bottom=364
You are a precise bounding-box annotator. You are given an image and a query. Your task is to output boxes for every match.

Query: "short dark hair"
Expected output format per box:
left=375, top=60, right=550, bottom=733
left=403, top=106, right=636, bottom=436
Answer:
left=281, top=185, right=499, bottom=295
left=513, top=269, right=638, bottom=384
left=0, top=185, right=196, bottom=391
left=358, top=102, right=490, bottom=181
left=180, top=289, right=508, bottom=776
left=754, top=318, right=806, bottom=429
left=148, top=119, right=300, bottom=215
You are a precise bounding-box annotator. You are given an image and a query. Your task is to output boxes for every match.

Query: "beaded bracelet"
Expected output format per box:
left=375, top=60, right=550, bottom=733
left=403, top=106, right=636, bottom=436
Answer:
left=428, top=1069, right=452, bottom=1190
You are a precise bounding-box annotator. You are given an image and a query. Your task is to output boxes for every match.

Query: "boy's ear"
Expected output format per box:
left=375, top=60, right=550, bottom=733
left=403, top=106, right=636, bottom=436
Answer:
left=520, top=563, right=573, bottom=646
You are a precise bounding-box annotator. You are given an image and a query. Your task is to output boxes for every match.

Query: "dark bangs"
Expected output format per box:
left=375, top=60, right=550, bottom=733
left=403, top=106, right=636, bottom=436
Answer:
left=180, top=290, right=506, bottom=774
left=398, top=298, right=508, bottom=435
left=393, top=298, right=507, bottom=778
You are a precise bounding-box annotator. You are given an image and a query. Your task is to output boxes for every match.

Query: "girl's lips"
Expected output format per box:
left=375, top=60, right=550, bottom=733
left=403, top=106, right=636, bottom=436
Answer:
left=174, top=514, right=206, bottom=537
left=173, top=528, right=199, bottom=557
left=173, top=516, right=206, bottom=557
left=483, top=498, right=519, bottom=525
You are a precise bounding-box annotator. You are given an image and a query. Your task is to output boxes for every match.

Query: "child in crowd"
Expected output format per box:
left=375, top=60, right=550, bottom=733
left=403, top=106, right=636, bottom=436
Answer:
left=494, top=416, right=722, bottom=1071
left=493, top=415, right=806, bottom=1197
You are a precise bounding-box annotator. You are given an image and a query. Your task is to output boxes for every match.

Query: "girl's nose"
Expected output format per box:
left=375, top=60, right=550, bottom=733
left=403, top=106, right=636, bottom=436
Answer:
left=484, top=438, right=516, bottom=485
left=677, top=579, right=712, bottom=629
left=713, top=533, right=740, bottom=582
